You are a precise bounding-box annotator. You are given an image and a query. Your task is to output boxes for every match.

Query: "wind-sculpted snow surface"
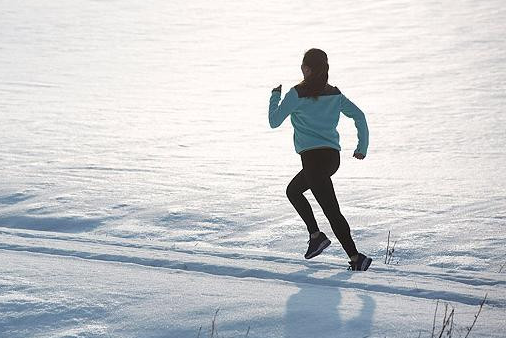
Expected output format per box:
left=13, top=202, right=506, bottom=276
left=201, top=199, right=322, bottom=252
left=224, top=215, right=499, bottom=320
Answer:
left=1, top=0, right=506, bottom=336
left=1, top=0, right=505, bottom=272
left=1, top=229, right=505, bottom=338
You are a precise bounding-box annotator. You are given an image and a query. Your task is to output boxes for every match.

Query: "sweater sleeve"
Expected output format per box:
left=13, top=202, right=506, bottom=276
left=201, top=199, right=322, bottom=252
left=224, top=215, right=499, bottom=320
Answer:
left=340, top=94, right=369, bottom=156
left=268, top=87, right=299, bottom=128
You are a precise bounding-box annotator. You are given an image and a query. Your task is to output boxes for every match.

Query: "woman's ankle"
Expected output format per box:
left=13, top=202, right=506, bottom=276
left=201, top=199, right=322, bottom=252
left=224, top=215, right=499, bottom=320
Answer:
left=310, top=231, right=320, bottom=239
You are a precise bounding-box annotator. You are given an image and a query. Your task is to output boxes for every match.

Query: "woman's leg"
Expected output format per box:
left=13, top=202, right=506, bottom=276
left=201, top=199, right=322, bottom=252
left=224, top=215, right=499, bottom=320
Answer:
left=286, top=169, right=319, bottom=234
left=309, top=175, right=359, bottom=258
left=301, top=149, right=359, bottom=258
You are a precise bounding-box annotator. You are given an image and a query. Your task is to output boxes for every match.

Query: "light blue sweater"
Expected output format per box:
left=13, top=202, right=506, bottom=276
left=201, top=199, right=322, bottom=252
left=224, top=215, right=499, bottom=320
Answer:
left=269, top=85, right=369, bottom=155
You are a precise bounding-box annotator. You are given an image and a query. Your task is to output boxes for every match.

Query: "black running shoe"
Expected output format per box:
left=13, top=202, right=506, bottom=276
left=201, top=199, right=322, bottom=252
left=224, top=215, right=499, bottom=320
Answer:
left=304, top=232, right=331, bottom=259
left=348, top=253, right=372, bottom=271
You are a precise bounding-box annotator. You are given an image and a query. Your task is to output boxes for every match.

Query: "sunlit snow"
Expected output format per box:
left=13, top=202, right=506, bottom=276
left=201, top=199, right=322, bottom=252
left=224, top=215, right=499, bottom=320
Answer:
left=1, top=0, right=505, bottom=337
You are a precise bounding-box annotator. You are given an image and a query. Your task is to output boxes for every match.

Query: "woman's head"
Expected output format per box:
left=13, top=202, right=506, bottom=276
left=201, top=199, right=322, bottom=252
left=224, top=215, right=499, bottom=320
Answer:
left=300, top=48, right=329, bottom=100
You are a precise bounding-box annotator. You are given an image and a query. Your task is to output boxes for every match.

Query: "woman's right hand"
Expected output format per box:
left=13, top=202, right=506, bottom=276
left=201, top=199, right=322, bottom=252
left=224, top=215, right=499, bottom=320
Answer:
left=353, top=152, right=365, bottom=160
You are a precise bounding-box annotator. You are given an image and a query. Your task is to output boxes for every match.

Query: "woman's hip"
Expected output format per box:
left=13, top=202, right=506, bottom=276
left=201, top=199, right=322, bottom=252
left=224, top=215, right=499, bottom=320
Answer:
left=300, top=147, right=340, bottom=176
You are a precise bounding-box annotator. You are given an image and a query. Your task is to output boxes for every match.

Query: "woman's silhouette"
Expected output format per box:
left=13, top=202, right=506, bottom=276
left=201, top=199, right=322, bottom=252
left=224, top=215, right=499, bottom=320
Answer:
left=268, top=48, right=372, bottom=271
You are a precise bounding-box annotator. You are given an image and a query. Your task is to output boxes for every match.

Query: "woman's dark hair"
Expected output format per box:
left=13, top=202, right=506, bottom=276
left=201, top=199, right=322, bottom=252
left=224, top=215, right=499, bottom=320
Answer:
left=299, top=48, right=329, bottom=100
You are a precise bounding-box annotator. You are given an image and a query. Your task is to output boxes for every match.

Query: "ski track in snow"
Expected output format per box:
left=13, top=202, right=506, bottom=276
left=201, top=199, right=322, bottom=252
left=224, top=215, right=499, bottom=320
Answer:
left=1, top=228, right=504, bottom=310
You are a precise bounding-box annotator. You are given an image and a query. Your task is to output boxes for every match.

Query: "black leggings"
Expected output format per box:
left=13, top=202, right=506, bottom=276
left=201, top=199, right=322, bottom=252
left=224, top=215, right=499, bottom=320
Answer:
left=286, top=147, right=359, bottom=258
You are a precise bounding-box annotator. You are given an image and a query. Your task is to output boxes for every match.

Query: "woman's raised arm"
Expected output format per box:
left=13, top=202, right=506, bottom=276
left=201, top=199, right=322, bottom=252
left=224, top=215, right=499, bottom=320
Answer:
left=268, top=86, right=299, bottom=128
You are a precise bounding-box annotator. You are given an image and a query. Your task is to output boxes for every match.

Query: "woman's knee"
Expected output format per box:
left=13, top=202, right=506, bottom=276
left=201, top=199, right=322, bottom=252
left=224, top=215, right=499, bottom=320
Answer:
left=286, top=183, right=295, bottom=200
left=286, top=181, right=302, bottom=201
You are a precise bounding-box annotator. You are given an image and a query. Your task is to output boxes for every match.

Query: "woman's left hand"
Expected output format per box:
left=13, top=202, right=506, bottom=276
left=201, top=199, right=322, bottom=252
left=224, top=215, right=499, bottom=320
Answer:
left=272, top=84, right=282, bottom=92
left=353, top=152, right=365, bottom=160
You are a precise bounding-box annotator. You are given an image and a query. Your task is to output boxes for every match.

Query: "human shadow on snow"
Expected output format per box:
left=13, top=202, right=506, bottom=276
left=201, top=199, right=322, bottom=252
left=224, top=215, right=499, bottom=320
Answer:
left=284, top=267, right=375, bottom=338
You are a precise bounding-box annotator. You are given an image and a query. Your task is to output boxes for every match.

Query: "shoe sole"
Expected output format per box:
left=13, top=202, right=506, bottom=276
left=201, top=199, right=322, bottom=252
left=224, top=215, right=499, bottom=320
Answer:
left=305, top=239, right=331, bottom=259
left=360, top=257, right=372, bottom=271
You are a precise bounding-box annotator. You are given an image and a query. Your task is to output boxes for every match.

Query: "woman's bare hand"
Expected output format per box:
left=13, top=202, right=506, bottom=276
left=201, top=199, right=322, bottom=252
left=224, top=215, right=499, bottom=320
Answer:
left=353, top=152, right=365, bottom=160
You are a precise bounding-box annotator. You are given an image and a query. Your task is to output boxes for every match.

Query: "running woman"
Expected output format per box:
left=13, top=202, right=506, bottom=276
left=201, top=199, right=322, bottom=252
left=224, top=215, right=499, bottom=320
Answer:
left=268, top=48, right=372, bottom=271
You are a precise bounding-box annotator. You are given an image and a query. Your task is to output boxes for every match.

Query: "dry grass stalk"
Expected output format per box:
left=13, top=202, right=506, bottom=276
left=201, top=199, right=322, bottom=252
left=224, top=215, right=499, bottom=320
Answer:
left=210, top=308, right=220, bottom=338
left=431, top=300, right=440, bottom=338
left=199, top=308, right=251, bottom=338
left=385, top=231, right=390, bottom=264
left=498, top=262, right=506, bottom=273
left=436, top=304, right=455, bottom=338
left=463, top=293, right=487, bottom=338
left=387, top=240, right=397, bottom=264
left=429, top=293, right=487, bottom=338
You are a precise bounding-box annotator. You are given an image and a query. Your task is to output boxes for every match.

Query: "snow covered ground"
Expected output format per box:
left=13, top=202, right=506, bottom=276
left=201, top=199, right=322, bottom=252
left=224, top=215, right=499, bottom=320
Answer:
left=1, top=229, right=505, bottom=338
left=1, top=0, right=505, bottom=337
